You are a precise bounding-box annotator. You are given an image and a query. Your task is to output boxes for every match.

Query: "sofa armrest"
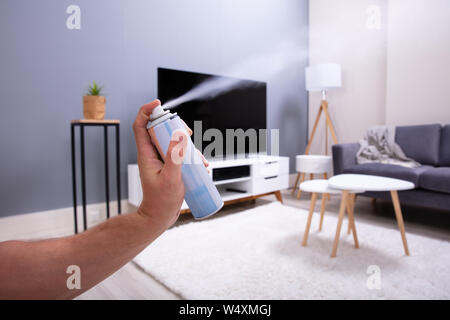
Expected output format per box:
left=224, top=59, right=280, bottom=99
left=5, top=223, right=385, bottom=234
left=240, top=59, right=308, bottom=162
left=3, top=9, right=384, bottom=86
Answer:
left=332, top=143, right=360, bottom=175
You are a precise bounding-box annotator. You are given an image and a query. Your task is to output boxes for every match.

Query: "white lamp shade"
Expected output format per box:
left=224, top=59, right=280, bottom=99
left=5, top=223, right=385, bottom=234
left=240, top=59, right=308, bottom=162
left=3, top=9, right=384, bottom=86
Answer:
left=305, top=63, right=342, bottom=91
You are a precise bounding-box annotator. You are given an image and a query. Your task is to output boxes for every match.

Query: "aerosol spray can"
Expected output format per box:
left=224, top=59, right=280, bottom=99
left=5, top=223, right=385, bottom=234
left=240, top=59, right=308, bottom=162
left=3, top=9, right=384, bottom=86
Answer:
left=147, top=105, right=224, bottom=219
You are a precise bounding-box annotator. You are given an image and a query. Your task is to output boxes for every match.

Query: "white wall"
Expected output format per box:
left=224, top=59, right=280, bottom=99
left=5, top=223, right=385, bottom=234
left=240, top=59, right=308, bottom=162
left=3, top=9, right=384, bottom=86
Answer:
left=308, top=0, right=388, bottom=155
left=386, top=0, right=450, bottom=125
left=308, top=0, right=450, bottom=156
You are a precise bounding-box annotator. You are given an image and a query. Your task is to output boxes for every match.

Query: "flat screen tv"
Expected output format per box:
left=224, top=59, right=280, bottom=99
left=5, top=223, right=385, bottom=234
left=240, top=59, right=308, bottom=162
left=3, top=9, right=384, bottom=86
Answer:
left=157, top=67, right=267, bottom=158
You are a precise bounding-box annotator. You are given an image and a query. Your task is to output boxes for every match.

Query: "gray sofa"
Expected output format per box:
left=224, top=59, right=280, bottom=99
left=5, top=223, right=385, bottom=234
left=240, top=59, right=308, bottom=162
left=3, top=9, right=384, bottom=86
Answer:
left=332, top=124, right=450, bottom=211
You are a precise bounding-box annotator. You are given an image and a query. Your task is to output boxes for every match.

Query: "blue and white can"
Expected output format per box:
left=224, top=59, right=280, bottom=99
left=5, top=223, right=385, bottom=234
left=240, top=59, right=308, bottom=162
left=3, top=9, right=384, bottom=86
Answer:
left=147, top=105, right=224, bottom=219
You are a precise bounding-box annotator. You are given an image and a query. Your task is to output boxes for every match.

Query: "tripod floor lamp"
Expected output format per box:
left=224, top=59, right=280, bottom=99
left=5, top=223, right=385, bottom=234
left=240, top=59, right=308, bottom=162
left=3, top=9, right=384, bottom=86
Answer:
left=304, top=63, right=342, bottom=155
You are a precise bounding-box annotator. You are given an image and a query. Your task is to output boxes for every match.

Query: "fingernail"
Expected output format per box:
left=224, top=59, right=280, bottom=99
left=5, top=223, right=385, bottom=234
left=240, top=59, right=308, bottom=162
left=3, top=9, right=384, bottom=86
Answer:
left=178, top=136, right=183, bottom=142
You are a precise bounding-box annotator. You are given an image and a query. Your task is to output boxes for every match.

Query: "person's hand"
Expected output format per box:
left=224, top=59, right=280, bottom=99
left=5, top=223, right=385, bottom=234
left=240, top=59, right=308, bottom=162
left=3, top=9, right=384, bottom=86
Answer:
left=132, top=99, right=208, bottom=230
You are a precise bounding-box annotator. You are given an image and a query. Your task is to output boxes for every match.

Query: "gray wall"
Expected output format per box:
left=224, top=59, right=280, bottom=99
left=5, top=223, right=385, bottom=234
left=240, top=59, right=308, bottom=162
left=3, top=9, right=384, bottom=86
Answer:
left=0, top=0, right=308, bottom=217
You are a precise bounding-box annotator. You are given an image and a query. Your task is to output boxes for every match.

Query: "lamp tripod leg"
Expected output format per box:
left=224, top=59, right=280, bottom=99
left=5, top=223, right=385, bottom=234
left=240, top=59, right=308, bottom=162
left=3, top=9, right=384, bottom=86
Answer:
left=322, top=101, right=338, bottom=145
left=305, top=105, right=323, bottom=155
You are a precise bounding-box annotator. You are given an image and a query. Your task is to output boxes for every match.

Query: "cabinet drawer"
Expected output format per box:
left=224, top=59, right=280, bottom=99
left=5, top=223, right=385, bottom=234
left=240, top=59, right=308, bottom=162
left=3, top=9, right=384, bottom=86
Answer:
left=253, top=174, right=289, bottom=195
left=255, top=161, right=280, bottom=178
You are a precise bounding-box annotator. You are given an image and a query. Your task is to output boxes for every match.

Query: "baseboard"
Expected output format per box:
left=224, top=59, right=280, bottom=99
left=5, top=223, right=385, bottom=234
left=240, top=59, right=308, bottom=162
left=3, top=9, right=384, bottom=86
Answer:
left=0, top=200, right=134, bottom=241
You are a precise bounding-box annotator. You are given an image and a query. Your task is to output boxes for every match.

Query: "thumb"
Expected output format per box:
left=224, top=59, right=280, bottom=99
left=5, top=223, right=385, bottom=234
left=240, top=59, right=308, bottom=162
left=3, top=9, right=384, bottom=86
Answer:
left=162, top=129, right=188, bottom=178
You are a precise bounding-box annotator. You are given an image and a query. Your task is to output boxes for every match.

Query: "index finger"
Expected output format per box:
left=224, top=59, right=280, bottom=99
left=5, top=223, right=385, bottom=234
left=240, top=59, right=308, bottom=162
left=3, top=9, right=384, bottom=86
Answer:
left=133, top=99, right=161, bottom=160
left=181, top=119, right=193, bottom=136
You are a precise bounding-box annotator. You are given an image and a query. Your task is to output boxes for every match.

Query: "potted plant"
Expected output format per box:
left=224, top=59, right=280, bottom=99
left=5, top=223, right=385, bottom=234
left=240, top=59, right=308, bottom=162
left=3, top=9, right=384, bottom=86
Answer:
left=83, top=81, right=106, bottom=120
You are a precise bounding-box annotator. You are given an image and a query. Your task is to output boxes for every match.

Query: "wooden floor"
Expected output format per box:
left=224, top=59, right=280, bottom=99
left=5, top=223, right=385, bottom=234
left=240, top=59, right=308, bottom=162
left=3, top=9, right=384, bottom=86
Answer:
left=2, top=189, right=450, bottom=299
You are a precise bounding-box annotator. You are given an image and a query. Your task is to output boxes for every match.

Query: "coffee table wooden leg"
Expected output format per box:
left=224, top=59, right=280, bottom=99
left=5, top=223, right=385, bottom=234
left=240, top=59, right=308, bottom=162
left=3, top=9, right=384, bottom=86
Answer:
left=346, top=196, right=351, bottom=234
left=292, top=173, right=301, bottom=195
left=346, top=203, right=352, bottom=235
left=302, top=192, right=318, bottom=246
left=323, top=173, right=331, bottom=200
left=331, top=190, right=349, bottom=257
left=390, top=190, right=410, bottom=256
left=347, top=193, right=359, bottom=249
left=319, top=193, right=327, bottom=231
left=296, top=173, right=306, bottom=199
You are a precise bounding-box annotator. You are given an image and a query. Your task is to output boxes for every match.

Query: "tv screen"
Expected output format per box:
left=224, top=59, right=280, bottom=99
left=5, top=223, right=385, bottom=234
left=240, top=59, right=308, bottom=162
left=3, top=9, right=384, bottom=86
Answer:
left=157, top=67, right=267, bottom=158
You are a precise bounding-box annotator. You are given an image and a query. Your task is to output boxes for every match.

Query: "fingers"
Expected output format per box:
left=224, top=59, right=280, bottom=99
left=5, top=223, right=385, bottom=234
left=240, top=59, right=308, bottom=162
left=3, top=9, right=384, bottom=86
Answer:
left=133, top=100, right=161, bottom=160
left=161, top=130, right=188, bottom=179
left=195, top=148, right=210, bottom=174
left=196, top=148, right=209, bottom=168
left=181, top=119, right=193, bottom=136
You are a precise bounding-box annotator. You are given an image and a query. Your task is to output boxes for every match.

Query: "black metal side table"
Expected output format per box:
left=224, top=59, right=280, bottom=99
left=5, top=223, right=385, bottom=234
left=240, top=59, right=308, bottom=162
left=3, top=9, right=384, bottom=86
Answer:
left=71, top=119, right=121, bottom=234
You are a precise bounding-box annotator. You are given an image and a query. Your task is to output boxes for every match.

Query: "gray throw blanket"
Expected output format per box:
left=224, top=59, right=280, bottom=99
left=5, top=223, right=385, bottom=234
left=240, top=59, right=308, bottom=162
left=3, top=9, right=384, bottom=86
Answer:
left=356, top=125, right=420, bottom=168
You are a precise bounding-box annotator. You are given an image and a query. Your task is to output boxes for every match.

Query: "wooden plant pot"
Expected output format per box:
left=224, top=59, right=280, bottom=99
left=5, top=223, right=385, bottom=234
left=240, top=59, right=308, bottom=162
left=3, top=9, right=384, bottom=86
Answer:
left=83, top=96, right=106, bottom=120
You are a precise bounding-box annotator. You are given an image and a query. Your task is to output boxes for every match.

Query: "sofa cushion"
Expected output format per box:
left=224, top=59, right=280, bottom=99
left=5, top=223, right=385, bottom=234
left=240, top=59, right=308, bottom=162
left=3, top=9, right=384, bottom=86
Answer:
left=344, top=163, right=432, bottom=187
left=439, top=125, right=450, bottom=166
left=419, top=167, right=450, bottom=194
left=395, top=124, right=441, bottom=166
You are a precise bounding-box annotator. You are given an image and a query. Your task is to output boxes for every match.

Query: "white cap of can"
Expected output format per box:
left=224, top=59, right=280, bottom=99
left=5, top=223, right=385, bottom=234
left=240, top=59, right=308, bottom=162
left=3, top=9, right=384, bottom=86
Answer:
left=147, top=104, right=172, bottom=129
left=150, top=105, right=165, bottom=120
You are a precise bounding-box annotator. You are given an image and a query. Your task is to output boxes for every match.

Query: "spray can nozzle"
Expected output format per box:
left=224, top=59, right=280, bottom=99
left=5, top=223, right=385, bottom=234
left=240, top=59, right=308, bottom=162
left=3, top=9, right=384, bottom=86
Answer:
left=150, top=105, right=168, bottom=121
left=147, top=104, right=171, bottom=129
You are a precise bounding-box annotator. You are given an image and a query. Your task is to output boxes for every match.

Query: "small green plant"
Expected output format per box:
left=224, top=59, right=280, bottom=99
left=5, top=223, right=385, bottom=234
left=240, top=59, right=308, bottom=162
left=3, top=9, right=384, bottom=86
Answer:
left=86, top=81, right=103, bottom=96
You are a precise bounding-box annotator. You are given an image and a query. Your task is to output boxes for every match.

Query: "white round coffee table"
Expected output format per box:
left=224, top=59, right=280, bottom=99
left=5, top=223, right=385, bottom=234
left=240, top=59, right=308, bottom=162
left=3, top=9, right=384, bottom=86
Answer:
left=299, top=180, right=363, bottom=248
left=328, top=174, right=414, bottom=257
left=292, top=155, right=332, bottom=199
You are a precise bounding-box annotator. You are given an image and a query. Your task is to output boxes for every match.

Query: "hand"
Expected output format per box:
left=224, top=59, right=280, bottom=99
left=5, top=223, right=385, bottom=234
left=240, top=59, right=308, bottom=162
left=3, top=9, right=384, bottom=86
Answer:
left=132, top=100, right=208, bottom=229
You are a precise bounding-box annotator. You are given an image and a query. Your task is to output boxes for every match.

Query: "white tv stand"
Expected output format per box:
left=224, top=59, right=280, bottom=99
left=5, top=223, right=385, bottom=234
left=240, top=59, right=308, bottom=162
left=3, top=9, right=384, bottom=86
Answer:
left=127, top=155, right=289, bottom=213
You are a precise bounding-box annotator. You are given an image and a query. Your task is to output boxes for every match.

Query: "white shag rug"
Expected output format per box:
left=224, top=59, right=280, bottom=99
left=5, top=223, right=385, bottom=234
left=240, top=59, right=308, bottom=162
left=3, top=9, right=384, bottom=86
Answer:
left=134, top=202, right=450, bottom=299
